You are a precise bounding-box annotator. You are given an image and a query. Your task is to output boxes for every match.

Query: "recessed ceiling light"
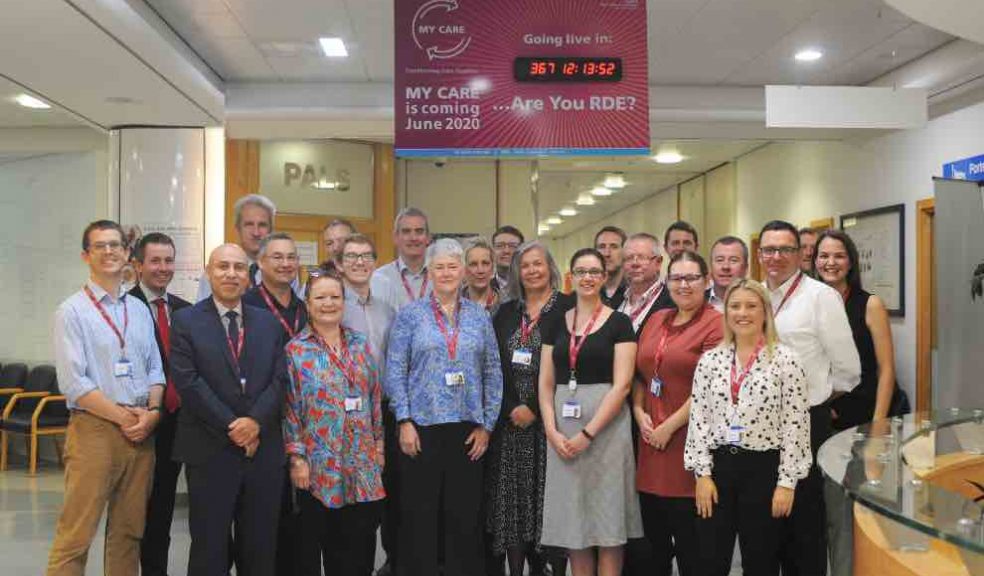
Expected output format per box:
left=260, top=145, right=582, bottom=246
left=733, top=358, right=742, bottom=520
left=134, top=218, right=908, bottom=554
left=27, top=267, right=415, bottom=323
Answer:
left=547, top=216, right=563, bottom=225
left=559, top=207, right=577, bottom=217
left=654, top=151, right=683, bottom=164
left=576, top=194, right=596, bottom=206
left=319, top=37, right=348, bottom=58
left=15, top=94, right=50, bottom=109
left=591, top=186, right=613, bottom=196
left=794, top=49, right=823, bottom=62
left=603, top=173, right=626, bottom=189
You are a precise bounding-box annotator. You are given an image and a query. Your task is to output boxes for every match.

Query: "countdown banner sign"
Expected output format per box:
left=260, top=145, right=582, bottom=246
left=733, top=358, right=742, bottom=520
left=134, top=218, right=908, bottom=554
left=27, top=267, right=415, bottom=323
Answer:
left=395, top=0, right=649, bottom=157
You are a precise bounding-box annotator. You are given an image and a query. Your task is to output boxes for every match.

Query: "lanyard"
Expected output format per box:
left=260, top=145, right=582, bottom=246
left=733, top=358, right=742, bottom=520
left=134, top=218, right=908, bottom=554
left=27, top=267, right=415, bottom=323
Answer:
left=568, top=304, right=603, bottom=377
left=774, top=272, right=804, bottom=317
left=730, top=340, right=764, bottom=405
left=431, top=295, right=461, bottom=361
left=401, top=269, right=429, bottom=301
left=484, top=288, right=496, bottom=311
left=317, top=327, right=359, bottom=393
left=650, top=313, right=683, bottom=380
left=520, top=310, right=543, bottom=347
left=258, top=284, right=301, bottom=338
left=226, top=321, right=245, bottom=374
left=624, top=282, right=664, bottom=323
left=84, top=285, right=128, bottom=353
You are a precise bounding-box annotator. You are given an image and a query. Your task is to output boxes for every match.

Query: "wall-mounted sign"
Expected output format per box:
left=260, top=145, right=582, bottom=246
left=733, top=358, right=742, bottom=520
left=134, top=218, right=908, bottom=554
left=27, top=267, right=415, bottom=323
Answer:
left=943, top=153, right=984, bottom=182
left=395, top=0, right=649, bottom=158
left=259, top=140, right=373, bottom=218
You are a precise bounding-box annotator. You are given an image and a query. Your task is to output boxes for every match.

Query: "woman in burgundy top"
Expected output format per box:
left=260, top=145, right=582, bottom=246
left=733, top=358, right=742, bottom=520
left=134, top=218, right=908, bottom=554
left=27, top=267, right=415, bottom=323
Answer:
left=632, top=251, right=722, bottom=576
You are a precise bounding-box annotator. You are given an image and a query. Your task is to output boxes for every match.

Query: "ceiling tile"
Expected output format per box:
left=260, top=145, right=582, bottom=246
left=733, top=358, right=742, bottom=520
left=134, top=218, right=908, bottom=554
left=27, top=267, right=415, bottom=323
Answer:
left=223, top=0, right=353, bottom=42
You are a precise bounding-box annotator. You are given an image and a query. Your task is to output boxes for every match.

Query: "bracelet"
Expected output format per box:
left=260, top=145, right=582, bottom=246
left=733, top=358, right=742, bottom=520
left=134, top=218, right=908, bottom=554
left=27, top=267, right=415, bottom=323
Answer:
left=148, top=405, right=162, bottom=413
left=581, top=428, right=594, bottom=441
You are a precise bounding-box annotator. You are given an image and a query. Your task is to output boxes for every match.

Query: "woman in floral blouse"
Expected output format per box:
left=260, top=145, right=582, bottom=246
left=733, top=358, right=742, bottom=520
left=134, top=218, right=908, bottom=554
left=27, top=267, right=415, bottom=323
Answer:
left=284, top=266, right=385, bottom=576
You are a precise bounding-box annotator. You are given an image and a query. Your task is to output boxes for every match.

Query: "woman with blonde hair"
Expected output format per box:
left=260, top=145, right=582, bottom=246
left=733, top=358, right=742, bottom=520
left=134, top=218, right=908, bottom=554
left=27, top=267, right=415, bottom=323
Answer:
left=684, top=278, right=811, bottom=576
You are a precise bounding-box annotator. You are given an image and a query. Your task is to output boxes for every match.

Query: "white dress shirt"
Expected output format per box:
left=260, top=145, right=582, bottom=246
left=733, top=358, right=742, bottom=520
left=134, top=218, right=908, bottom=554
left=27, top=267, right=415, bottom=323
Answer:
left=768, top=272, right=860, bottom=407
left=617, top=280, right=665, bottom=333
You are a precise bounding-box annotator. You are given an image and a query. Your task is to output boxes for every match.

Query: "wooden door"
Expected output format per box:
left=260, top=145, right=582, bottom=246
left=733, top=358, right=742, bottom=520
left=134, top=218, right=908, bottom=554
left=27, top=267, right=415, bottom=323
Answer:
left=916, top=198, right=935, bottom=412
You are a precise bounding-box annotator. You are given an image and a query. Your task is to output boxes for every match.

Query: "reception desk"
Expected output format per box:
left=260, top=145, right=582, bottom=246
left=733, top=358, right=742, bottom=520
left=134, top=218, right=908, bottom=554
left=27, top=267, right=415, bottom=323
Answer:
left=818, top=409, right=983, bottom=576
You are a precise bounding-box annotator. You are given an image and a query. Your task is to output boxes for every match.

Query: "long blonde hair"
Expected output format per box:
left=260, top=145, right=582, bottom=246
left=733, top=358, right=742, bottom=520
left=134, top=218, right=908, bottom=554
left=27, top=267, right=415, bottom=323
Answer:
left=720, top=278, right=779, bottom=355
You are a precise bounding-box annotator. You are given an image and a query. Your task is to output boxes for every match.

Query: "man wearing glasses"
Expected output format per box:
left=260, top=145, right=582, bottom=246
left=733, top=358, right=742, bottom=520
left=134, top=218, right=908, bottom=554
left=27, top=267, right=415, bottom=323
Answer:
left=758, top=220, right=859, bottom=576
left=339, top=234, right=398, bottom=370
left=617, top=233, right=674, bottom=334
left=491, top=225, right=524, bottom=297
left=48, top=220, right=165, bottom=575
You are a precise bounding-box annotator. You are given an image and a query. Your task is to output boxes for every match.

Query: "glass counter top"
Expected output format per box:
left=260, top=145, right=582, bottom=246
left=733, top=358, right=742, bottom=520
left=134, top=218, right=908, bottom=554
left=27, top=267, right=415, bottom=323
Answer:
left=818, top=408, right=984, bottom=554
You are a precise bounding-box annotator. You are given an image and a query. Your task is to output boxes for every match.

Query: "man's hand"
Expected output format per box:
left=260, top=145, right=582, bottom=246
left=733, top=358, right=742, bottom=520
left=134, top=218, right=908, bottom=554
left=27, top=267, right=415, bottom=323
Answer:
left=465, top=427, right=490, bottom=461
left=121, top=407, right=159, bottom=443
left=244, top=438, right=260, bottom=459
left=115, top=406, right=139, bottom=429
left=228, top=417, right=260, bottom=447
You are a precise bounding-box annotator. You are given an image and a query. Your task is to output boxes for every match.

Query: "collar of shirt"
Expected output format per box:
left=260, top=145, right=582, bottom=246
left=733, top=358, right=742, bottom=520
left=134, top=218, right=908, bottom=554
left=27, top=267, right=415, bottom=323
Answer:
left=213, top=298, right=243, bottom=319
left=86, top=279, right=126, bottom=303
left=345, top=282, right=374, bottom=306
left=768, top=271, right=802, bottom=309
left=397, top=256, right=426, bottom=278
left=140, top=282, right=167, bottom=304
left=623, top=278, right=662, bottom=308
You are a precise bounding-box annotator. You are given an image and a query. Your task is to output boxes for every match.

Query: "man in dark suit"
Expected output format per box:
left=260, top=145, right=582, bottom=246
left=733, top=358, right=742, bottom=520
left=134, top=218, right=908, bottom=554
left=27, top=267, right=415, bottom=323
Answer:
left=129, top=233, right=192, bottom=576
left=170, top=243, right=288, bottom=576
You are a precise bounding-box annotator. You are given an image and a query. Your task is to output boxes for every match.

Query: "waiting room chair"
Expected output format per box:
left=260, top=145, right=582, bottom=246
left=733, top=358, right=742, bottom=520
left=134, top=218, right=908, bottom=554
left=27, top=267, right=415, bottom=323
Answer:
left=0, top=365, right=68, bottom=474
left=0, top=362, right=29, bottom=413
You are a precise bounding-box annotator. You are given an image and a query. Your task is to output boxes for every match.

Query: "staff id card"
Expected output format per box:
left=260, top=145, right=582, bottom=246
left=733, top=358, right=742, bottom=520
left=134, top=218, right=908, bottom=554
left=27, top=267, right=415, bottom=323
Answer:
left=344, top=396, right=363, bottom=412
left=114, top=359, right=133, bottom=378
left=727, top=424, right=744, bottom=445
left=445, top=371, right=465, bottom=386
left=562, top=400, right=582, bottom=419
left=512, top=349, right=533, bottom=366
left=649, top=376, right=663, bottom=397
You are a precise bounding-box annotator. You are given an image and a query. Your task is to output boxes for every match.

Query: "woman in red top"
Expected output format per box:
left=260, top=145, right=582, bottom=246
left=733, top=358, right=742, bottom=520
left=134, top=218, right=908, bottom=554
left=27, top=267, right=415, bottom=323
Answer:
left=632, top=251, right=722, bottom=576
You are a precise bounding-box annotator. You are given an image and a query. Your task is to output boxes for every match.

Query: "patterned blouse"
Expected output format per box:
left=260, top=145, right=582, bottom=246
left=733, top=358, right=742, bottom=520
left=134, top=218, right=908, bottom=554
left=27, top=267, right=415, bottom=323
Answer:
left=384, top=296, right=503, bottom=431
left=284, top=326, right=385, bottom=509
left=684, top=343, right=812, bottom=489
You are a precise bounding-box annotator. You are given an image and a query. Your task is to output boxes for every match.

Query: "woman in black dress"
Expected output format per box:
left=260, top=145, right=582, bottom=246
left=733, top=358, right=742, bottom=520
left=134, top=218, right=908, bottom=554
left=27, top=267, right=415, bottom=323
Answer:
left=487, top=241, right=572, bottom=576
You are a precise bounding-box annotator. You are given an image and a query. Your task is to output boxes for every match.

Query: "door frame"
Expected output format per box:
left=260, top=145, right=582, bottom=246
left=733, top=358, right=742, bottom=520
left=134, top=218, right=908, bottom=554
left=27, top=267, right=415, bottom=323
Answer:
left=915, top=197, right=935, bottom=412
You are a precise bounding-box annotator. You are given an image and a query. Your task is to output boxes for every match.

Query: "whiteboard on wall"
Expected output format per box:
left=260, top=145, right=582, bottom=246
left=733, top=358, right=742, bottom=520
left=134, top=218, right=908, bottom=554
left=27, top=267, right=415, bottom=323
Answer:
left=116, top=128, right=205, bottom=303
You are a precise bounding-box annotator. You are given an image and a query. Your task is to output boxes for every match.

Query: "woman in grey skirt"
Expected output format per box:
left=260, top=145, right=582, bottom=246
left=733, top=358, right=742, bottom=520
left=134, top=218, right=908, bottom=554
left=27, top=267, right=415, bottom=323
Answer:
left=538, top=247, right=643, bottom=576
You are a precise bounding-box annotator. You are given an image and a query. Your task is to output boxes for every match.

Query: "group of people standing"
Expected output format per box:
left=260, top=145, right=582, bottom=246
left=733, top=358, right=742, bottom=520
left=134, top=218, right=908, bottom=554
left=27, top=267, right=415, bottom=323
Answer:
left=46, top=192, right=905, bottom=576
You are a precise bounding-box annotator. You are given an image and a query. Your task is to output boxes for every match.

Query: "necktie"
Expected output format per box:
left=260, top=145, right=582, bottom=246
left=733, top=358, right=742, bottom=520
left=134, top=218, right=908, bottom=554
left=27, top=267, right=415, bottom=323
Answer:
left=156, top=298, right=180, bottom=413
left=226, top=310, right=243, bottom=390
left=248, top=263, right=259, bottom=287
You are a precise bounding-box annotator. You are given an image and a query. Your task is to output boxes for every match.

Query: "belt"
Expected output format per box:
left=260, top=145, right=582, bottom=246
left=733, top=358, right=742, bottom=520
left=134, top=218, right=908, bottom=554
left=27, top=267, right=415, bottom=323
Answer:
left=713, top=445, right=779, bottom=457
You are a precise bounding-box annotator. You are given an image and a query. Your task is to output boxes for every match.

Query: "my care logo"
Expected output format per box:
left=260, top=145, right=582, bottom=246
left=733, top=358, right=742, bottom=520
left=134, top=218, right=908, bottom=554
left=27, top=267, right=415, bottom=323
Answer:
left=412, top=0, right=472, bottom=60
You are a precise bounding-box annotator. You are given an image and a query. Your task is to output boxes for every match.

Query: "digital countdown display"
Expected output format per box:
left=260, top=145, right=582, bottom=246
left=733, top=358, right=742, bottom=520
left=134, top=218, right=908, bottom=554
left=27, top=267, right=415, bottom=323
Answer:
left=514, top=57, right=622, bottom=82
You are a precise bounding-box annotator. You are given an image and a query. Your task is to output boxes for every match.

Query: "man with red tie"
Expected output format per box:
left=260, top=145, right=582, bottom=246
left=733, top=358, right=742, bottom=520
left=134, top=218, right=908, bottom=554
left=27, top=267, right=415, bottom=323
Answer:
left=129, top=232, right=191, bottom=576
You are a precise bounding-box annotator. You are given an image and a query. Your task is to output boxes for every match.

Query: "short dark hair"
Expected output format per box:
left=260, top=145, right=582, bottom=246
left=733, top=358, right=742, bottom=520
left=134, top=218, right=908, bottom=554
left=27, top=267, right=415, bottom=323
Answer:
left=711, top=235, right=749, bottom=263
left=82, top=220, right=125, bottom=251
left=813, top=229, right=863, bottom=292
left=569, top=247, right=606, bottom=272
left=664, top=220, right=699, bottom=248
left=594, top=225, right=627, bottom=247
left=133, top=232, right=175, bottom=263
left=668, top=250, right=709, bottom=277
left=323, top=218, right=356, bottom=234
left=492, top=225, right=525, bottom=244
left=799, top=226, right=818, bottom=237
left=336, top=233, right=377, bottom=264
left=759, top=220, right=800, bottom=247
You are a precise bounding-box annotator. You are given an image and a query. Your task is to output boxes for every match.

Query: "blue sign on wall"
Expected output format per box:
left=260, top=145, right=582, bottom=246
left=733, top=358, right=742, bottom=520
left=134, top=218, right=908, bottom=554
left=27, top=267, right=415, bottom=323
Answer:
left=943, top=154, right=984, bottom=181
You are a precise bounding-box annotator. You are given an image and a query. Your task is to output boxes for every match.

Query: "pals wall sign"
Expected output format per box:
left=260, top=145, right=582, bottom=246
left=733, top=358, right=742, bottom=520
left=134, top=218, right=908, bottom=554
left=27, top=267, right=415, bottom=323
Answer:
left=395, top=0, right=649, bottom=158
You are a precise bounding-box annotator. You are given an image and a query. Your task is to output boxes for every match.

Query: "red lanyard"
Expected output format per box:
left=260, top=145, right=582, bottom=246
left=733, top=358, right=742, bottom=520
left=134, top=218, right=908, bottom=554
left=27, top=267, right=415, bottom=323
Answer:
left=317, top=327, right=358, bottom=392
left=431, top=296, right=461, bottom=361
left=226, top=321, right=245, bottom=372
left=625, top=282, right=664, bottom=323
left=258, top=284, right=301, bottom=338
left=650, top=313, right=683, bottom=379
left=520, top=311, right=542, bottom=347
left=568, top=304, right=603, bottom=376
left=484, top=288, right=496, bottom=311
left=401, top=269, right=429, bottom=301
left=730, top=340, right=764, bottom=404
left=774, top=273, right=804, bottom=317
left=84, top=285, right=128, bottom=352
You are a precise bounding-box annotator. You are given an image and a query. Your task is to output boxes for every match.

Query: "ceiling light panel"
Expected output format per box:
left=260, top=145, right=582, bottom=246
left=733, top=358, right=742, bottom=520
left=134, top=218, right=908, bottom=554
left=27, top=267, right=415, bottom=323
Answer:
left=794, top=49, right=823, bottom=62
left=14, top=94, right=50, bottom=109
left=319, top=37, right=348, bottom=58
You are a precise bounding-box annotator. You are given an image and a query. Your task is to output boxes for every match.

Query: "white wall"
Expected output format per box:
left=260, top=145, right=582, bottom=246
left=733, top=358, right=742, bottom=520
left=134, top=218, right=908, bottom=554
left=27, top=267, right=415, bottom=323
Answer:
left=0, top=149, right=109, bottom=364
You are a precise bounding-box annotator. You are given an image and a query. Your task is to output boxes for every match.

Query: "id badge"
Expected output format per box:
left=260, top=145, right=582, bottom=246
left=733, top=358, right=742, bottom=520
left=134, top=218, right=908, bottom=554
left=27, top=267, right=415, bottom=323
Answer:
left=561, top=400, right=582, bottom=419
left=726, top=425, right=744, bottom=445
left=512, top=349, right=533, bottom=366
left=445, top=371, right=465, bottom=386
left=344, top=396, right=363, bottom=412
left=239, top=377, right=247, bottom=390
left=114, top=360, right=133, bottom=378
left=649, top=377, right=663, bottom=397
left=568, top=377, right=577, bottom=392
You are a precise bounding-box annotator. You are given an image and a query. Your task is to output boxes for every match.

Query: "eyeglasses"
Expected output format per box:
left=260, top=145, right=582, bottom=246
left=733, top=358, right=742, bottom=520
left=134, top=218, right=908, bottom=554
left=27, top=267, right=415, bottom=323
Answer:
left=624, top=254, right=658, bottom=264
left=88, top=241, right=124, bottom=253
left=572, top=268, right=605, bottom=279
left=493, top=242, right=520, bottom=251
left=759, top=246, right=799, bottom=258
left=267, top=254, right=299, bottom=264
left=342, top=252, right=376, bottom=264
left=668, top=273, right=704, bottom=286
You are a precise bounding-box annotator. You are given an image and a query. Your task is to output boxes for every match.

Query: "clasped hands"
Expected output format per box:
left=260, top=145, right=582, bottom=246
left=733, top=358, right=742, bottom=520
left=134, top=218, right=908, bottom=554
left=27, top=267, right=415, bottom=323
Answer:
left=547, top=428, right=591, bottom=460
left=118, top=407, right=159, bottom=443
left=636, top=412, right=674, bottom=451
left=229, top=417, right=261, bottom=457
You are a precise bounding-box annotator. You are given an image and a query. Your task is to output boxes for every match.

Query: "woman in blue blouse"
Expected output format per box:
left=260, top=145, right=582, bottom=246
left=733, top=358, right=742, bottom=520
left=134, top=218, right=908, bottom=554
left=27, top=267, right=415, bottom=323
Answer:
left=384, top=238, right=504, bottom=576
left=284, top=267, right=385, bottom=576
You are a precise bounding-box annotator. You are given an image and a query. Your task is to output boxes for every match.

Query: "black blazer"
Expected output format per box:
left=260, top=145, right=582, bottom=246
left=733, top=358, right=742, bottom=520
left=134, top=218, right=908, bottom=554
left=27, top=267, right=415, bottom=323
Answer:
left=169, top=298, right=288, bottom=466
left=128, top=285, right=191, bottom=379
left=633, top=286, right=676, bottom=335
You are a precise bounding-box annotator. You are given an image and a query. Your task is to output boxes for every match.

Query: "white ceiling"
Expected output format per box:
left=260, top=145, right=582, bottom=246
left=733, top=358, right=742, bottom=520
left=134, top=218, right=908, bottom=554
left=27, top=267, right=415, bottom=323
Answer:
left=0, top=77, right=87, bottom=128
left=147, top=0, right=952, bottom=86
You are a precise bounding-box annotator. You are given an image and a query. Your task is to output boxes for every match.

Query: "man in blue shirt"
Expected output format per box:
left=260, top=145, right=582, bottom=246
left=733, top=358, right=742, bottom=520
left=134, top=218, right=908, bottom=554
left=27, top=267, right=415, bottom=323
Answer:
left=47, top=220, right=165, bottom=576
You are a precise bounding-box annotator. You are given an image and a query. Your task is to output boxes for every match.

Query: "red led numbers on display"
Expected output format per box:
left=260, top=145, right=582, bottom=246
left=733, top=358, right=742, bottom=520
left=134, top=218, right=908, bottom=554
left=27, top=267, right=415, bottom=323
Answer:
left=514, top=57, right=622, bottom=82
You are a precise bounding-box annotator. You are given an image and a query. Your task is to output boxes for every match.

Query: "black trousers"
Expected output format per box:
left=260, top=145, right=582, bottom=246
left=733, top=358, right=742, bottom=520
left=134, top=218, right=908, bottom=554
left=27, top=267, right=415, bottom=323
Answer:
left=296, top=491, right=382, bottom=576
left=696, top=448, right=782, bottom=576
left=780, top=405, right=831, bottom=576
left=276, top=466, right=305, bottom=575
left=640, top=493, right=699, bottom=576
left=399, top=422, right=485, bottom=576
left=381, top=400, right=401, bottom=567
left=140, top=409, right=183, bottom=576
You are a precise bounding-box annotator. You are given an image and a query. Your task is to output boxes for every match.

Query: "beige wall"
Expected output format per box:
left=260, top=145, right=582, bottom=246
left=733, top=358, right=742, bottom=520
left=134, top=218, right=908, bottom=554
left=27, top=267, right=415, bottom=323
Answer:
left=704, top=162, right=736, bottom=255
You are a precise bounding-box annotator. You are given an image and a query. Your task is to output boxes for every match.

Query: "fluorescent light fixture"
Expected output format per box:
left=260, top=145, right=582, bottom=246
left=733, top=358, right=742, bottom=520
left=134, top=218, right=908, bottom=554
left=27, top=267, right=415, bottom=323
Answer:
left=794, top=49, right=823, bottom=62
left=591, top=186, right=613, bottom=196
left=319, top=37, right=348, bottom=57
left=547, top=216, right=563, bottom=225
left=654, top=151, right=683, bottom=164
left=576, top=194, right=596, bottom=206
left=603, top=173, right=626, bottom=189
left=538, top=224, right=551, bottom=234
left=15, top=94, right=50, bottom=109
left=559, top=207, right=578, bottom=217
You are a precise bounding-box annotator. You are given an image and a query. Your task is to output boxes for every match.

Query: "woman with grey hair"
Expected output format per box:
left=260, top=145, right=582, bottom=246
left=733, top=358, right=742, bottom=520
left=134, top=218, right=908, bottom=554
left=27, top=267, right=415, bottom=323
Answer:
left=486, top=242, right=574, bottom=576
left=384, top=237, right=504, bottom=576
